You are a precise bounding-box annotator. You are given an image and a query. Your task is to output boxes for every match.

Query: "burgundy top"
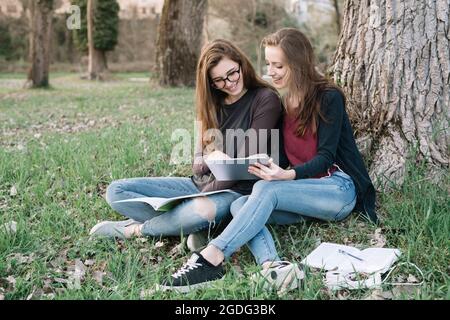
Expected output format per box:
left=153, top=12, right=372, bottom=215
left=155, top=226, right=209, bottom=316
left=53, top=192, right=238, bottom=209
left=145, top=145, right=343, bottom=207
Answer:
left=283, top=113, right=336, bottom=178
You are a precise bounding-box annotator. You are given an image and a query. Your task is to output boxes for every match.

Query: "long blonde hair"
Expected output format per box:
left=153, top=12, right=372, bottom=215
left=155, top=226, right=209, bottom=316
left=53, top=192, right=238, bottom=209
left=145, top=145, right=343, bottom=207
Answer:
left=262, top=28, right=345, bottom=136
left=196, top=39, right=273, bottom=149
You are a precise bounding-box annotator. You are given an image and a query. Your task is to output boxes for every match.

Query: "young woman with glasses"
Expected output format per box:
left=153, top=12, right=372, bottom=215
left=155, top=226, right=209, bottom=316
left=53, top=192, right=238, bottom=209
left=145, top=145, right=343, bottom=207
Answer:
left=161, top=29, right=378, bottom=293
left=89, top=40, right=285, bottom=247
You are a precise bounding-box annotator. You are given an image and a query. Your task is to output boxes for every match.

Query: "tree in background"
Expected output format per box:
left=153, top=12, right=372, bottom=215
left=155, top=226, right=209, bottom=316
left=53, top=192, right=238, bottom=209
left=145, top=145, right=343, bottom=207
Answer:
left=207, top=0, right=298, bottom=74
left=26, top=0, right=54, bottom=88
left=156, top=0, right=208, bottom=87
left=72, top=0, right=119, bottom=79
left=0, top=23, right=14, bottom=60
left=332, top=0, right=449, bottom=187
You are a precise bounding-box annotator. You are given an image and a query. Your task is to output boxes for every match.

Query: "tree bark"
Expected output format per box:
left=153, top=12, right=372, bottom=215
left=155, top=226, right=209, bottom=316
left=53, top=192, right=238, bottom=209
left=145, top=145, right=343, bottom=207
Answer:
left=156, top=0, right=208, bottom=87
left=333, top=0, right=341, bottom=34
left=87, top=0, right=106, bottom=80
left=27, top=0, right=53, bottom=88
left=332, top=0, right=449, bottom=187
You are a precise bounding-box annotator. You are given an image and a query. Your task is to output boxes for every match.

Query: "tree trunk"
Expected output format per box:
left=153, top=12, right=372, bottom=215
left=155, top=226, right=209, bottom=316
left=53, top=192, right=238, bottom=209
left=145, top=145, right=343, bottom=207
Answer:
left=332, top=0, right=449, bottom=187
left=27, top=0, right=53, bottom=88
left=87, top=0, right=106, bottom=80
left=333, top=0, right=341, bottom=34
left=156, top=0, right=208, bottom=87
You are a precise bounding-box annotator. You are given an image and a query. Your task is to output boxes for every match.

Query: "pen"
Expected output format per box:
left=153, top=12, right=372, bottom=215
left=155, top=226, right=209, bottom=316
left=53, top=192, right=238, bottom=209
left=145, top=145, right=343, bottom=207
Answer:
left=338, top=249, right=365, bottom=262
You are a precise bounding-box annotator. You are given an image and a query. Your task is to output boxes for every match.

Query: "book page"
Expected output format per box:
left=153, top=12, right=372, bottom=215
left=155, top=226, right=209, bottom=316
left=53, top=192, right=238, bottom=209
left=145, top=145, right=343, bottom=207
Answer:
left=113, top=189, right=235, bottom=211
left=113, top=197, right=167, bottom=211
left=301, top=243, right=365, bottom=271
left=360, top=248, right=402, bottom=273
left=302, top=242, right=402, bottom=274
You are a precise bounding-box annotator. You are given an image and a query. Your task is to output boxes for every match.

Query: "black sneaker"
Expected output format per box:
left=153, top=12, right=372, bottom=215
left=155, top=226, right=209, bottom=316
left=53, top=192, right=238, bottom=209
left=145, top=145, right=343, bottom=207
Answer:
left=158, top=252, right=225, bottom=293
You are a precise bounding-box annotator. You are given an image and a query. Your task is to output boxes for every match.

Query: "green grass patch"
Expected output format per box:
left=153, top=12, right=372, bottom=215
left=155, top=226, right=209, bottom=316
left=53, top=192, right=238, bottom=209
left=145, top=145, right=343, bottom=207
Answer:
left=0, top=74, right=448, bottom=300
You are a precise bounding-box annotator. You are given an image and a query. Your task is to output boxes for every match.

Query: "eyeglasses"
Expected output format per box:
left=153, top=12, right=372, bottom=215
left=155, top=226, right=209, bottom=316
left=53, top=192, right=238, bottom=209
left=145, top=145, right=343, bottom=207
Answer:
left=211, top=65, right=241, bottom=89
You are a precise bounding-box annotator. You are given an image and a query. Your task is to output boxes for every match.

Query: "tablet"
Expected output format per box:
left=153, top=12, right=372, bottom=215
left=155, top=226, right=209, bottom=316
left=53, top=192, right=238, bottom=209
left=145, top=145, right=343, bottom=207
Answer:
left=205, top=154, right=270, bottom=181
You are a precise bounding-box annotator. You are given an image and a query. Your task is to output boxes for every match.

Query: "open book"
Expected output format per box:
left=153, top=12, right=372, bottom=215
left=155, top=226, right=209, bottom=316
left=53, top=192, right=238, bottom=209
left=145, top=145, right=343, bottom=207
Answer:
left=205, top=153, right=270, bottom=181
left=113, top=189, right=235, bottom=212
left=301, top=242, right=402, bottom=274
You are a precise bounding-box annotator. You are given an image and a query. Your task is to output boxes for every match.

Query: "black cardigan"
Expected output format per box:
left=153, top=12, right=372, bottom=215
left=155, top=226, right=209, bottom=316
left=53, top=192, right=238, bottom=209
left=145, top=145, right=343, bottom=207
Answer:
left=281, top=89, right=378, bottom=223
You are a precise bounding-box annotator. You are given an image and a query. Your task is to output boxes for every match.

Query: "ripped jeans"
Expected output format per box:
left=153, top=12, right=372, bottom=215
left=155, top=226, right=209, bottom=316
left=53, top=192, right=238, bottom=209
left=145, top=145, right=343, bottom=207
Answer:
left=105, top=177, right=242, bottom=237
left=209, top=171, right=357, bottom=265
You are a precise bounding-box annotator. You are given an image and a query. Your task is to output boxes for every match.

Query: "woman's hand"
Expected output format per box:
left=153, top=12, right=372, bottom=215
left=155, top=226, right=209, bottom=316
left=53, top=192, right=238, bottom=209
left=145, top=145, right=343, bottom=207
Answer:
left=248, top=158, right=296, bottom=181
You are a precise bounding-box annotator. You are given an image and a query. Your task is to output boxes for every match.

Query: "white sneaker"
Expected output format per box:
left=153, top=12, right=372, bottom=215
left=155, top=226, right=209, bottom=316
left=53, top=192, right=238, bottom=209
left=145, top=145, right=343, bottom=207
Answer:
left=251, top=261, right=304, bottom=292
left=89, top=219, right=141, bottom=240
left=186, top=231, right=208, bottom=252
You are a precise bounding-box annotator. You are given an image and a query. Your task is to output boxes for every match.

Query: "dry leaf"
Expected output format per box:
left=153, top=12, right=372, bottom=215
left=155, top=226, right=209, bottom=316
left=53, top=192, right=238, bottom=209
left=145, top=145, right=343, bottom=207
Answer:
left=8, top=252, right=35, bottom=265
left=154, top=241, right=165, bottom=249
left=336, top=290, right=350, bottom=300
left=93, top=271, right=105, bottom=285
left=3, top=221, right=17, bottom=234
left=26, top=288, right=42, bottom=300
left=140, top=287, right=157, bottom=299
left=392, top=285, right=421, bottom=298
left=369, top=228, right=386, bottom=248
left=9, top=186, right=17, bottom=197
left=42, top=279, right=53, bottom=294
left=84, top=259, right=95, bottom=266
left=54, top=277, right=70, bottom=284
left=169, top=243, right=184, bottom=258
left=5, top=276, right=16, bottom=288
left=136, top=237, right=148, bottom=243
left=363, top=289, right=393, bottom=300
left=66, top=259, right=86, bottom=289
left=407, top=274, right=419, bottom=283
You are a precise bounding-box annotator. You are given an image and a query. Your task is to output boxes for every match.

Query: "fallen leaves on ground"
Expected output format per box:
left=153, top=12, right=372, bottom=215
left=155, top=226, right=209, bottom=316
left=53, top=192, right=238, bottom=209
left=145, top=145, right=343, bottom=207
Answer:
left=2, top=221, right=17, bottom=234
left=154, top=241, right=165, bottom=249
left=6, top=252, right=35, bottom=267
left=369, top=228, right=387, bottom=248
left=9, top=186, right=17, bottom=197
left=363, top=289, right=394, bottom=300
left=168, top=243, right=184, bottom=258
left=140, top=287, right=159, bottom=299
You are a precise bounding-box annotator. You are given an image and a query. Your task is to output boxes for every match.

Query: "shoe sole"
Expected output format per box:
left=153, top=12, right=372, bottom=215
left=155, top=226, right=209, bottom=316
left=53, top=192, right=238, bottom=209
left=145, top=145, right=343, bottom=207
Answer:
left=158, top=276, right=225, bottom=293
left=89, top=219, right=138, bottom=239
left=89, top=221, right=113, bottom=236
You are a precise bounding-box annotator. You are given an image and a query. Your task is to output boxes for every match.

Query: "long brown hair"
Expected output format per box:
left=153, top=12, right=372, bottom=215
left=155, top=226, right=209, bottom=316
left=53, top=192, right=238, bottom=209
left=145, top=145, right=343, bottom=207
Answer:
left=262, top=28, right=345, bottom=137
left=196, top=39, right=273, bottom=149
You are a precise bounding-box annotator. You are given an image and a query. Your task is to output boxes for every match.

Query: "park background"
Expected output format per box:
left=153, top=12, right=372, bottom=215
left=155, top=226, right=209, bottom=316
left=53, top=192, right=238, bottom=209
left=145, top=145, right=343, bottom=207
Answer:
left=0, top=0, right=448, bottom=300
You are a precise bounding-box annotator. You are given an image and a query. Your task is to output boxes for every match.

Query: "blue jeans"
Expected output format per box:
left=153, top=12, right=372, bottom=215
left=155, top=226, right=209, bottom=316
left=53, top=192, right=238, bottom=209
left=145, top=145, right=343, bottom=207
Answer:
left=209, top=171, right=357, bottom=265
left=105, top=177, right=242, bottom=237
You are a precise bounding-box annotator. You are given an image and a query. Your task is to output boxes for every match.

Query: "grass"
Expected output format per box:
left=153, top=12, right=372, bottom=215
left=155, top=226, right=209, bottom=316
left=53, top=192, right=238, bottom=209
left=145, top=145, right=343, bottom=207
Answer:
left=0, top=73, right=448, bottom=300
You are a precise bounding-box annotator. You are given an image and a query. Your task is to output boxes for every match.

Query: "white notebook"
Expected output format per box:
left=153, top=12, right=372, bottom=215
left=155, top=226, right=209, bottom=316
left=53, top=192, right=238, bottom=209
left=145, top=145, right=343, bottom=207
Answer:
left=301, top=242, right=401, bottom=274
left=113, top=189, right=235, bottom=212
